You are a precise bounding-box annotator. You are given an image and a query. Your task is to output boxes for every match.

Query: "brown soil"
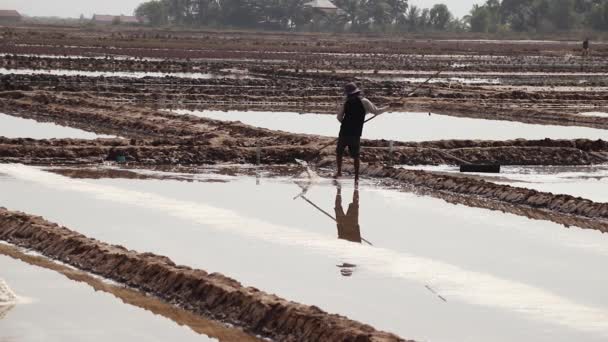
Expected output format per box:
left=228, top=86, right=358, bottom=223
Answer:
left=3, top=71, right=608, bottom=130
left=0, top=207, right=409, bottom=342
left=1, top=91, right=607, bottom=167
left=0, top=243, right=262, bottom=342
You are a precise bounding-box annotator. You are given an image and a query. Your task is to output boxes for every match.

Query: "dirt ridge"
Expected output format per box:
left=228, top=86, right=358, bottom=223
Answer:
left=350, top=163, right=608, bottom=233
left=0, top=207, right=409, bottom=342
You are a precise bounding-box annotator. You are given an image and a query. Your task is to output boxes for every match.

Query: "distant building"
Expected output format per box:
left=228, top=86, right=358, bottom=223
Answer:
left=92, top=14, right=142, bottom=25
left=304, top=0, right=339, bottom=15
left=0, top=10, right=22, bottom=24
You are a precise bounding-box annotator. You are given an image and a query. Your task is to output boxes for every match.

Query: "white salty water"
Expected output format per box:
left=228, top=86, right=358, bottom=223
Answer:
left=0, top=113, right=114, bottom=139
left=400, top=164, right=608, bottom=203
left=1, top=164, right=608, bottom=342
left=173, top=109, right=608, bottom=141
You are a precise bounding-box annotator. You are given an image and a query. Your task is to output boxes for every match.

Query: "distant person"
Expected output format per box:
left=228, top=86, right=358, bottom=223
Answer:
left=335, top=182, right=362, bottom=277
left=335, top=82, right=391, bottom=182
left=583, top=38, right=590, bottom=57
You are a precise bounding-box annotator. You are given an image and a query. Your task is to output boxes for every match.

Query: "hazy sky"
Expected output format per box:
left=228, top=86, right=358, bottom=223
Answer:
left=1, top=0, right=482, bottom=19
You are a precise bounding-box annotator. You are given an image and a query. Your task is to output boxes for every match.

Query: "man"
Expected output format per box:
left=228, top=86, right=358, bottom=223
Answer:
left=335, top=82, right=391, bottom=182
left=583, top=38, right=590, bottom=57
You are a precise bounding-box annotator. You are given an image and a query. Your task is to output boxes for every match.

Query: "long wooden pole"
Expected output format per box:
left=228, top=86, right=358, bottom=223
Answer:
left=311, top=69, right=444, bottom=157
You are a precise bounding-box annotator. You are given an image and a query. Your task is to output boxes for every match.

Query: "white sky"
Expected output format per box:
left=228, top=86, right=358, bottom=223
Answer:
left=1, top=0, right=481, bottom=19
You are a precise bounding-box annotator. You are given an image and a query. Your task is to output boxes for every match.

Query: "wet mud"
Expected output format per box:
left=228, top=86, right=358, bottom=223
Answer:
left=0, top=243, right=262, bottom=341
left=2, top=72, right=607, bottom=130
left=0, top=207, right=408, bottom=342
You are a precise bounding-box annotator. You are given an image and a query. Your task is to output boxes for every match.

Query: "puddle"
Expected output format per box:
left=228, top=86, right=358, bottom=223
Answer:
left=401, top=164, right=608, bottom=203
left=579, top=112, right=608, bottom=118
left=0, top=68, right=253, bottom=80
left=4, top=54, right=165, bottom=61
left=362, top=76, right=501, bottom=84
left=172, top=109, right=608, bottom=141
left=0, top=113, right=114, bottom=139
left=1, top=164, right=608, bottom=342
left=0, top=253, right=219, bottom=342
left=284, top=68, right=608, bottom=77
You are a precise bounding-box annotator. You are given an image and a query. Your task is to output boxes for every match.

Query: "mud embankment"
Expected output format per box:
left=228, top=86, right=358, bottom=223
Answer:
left=346, top=163, right=608, bottom=233
left=0, top=208, right=409, bottom=342
left=2, top=136, right=608, bottom=167
left=0, top=243, right=262, bottom=342
left=6, top=54, right=608, bottom=74
left=3, top=73, right=608, bottom=130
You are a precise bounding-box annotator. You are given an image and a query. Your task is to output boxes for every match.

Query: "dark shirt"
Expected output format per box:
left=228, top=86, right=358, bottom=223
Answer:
left=583, top=40, right=589, bottom=49
left=339, top=96, right=367, bottom=137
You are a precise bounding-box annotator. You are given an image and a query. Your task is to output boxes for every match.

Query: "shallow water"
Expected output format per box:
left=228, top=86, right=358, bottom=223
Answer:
left=0, top=113, right=113, bottom=139
left=362, top=76, right=501, bottom=84
left=0, top=68, right=249, bottom=80
left=285, top=68, right=608, bottom=76
left=173, top=109, right=608, bottom=141
left=4, top=53, right=165, bottom=61
left=0, top=253, right=216, bottom=342
left=579, top=112, right=608, bottom=118
left=1, top=164, right=608, bottom=342
left=400, top=164, right=608, bottom=203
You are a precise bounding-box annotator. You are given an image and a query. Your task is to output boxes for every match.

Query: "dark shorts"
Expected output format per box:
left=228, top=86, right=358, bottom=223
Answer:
left=336, top=135, right=361, bottom=158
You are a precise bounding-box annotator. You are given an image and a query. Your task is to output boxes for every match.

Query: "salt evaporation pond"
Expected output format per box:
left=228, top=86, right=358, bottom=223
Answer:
left=173, top=109, right=608, bottom=141
left=401, top=164, right=608, bottom=203
left=0, top=253, right=219, bottom=342
left=0, top=113, right=113, bottom=139
left=0, top=68, right=248, bottom=80
left=580, top=112, right=608, bottom=118
left=0, top=164, right=607, bottom=342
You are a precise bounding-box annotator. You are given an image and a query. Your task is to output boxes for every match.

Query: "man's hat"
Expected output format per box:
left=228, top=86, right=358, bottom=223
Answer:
left=344, top=82, right=361, bottom=95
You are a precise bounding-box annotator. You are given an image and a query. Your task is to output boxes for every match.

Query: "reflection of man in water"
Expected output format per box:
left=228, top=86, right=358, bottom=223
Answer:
left=334, top=182, right=362, bottom=276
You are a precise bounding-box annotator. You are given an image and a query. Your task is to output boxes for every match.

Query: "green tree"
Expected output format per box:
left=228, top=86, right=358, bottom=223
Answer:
left=501, top=0, right=534, bottom=31
left=334, top=0, right=369, bottom=31
left=468, top=4, right=492, bottom=32
left=429, top=4, right=452, bottom=30
left=549, top=0, right=579, bottom=29
left=135, top=1, right=169, bottom=26
left=404, top=5, right=420, bottom=31
left=467, top=0, right=501, bottom=32
left=366, top=0, right=393, bottom=29
left=588, top=0, right=608, bottom=30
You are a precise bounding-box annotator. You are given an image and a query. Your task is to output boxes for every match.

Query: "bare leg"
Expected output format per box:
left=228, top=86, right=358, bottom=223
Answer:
left=335, top=152, right=343, bottom=178
left=354, top=157, right=360, bottom=184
